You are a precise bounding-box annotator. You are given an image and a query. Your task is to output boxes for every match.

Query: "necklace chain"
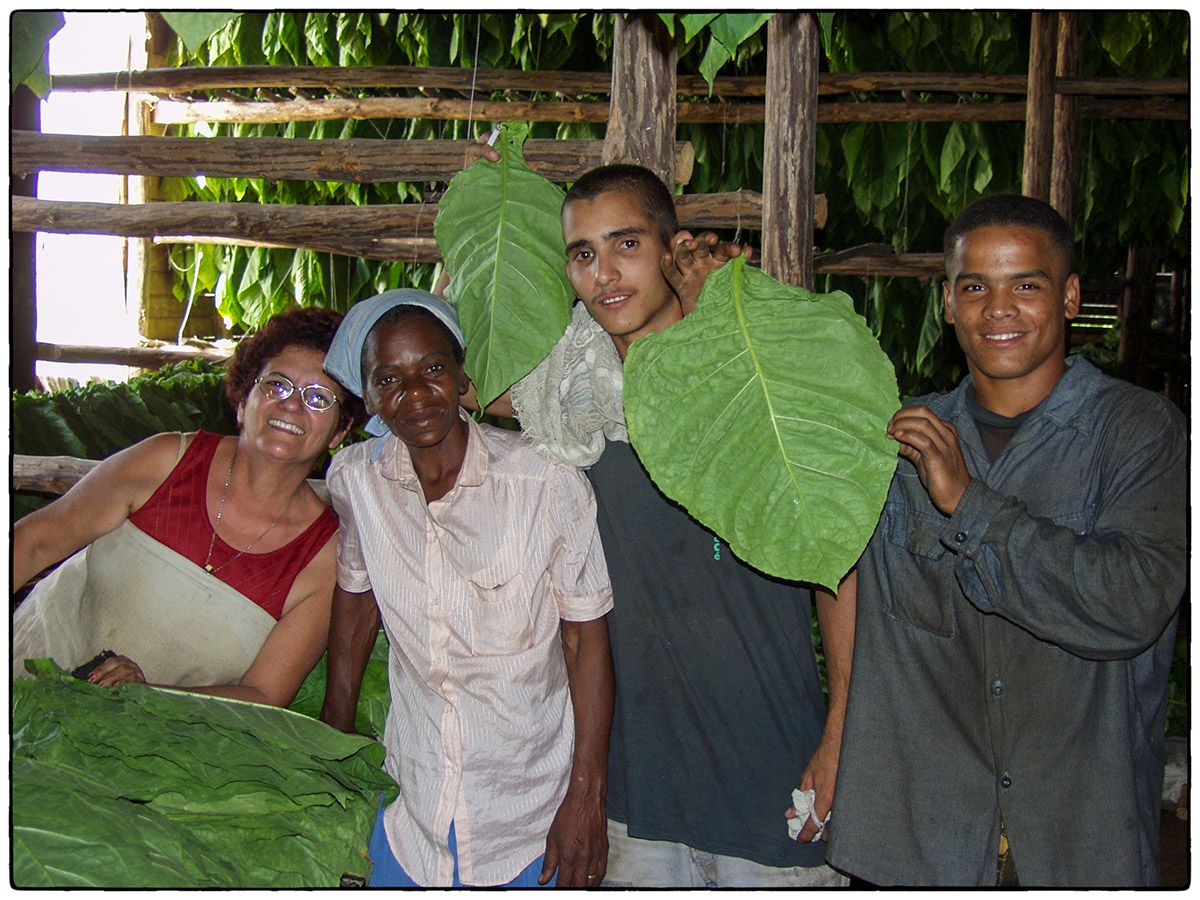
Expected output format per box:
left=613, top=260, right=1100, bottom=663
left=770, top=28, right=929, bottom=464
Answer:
left=203, top=448, right=290, bottom=575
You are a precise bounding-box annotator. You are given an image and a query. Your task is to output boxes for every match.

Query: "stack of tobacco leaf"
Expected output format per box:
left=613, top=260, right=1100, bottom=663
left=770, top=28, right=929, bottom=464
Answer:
left=12, top=659, right=397, bottom=888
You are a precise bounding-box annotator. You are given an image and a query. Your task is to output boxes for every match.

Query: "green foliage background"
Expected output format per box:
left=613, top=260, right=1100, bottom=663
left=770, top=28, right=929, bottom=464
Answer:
left=160, top=11, right=1188, bottom=399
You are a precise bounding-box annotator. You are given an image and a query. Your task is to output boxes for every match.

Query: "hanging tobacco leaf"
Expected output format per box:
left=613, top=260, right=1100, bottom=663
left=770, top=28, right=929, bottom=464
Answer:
left=624, top=256, right=899, bottom=590
left=434, top=121, right=574, bottom=411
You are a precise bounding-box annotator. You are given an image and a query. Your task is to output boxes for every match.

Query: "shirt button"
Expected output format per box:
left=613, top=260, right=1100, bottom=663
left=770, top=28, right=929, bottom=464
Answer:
left=1000, top=773, right=1012, bottom=789
left=991, top=680, right=1004, bottom=696
left=954, top=531, right=968, bottom=544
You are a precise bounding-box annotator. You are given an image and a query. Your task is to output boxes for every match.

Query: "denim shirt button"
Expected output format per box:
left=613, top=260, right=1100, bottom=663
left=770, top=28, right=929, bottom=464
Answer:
left=1000, top=773, right=1013, bottom=788
left=954, top=531, right=968, bottom=544
left=991, top=679, right=1004, bottom=696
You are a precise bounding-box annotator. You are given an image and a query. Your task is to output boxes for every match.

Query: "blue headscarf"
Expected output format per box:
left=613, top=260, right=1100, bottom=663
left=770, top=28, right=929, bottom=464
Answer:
left=323, top=289, right=466, bottom=438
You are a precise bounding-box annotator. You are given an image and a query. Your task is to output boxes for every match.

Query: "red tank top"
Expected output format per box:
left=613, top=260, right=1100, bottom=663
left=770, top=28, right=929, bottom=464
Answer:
left=128, top=431, right=338, bottom=620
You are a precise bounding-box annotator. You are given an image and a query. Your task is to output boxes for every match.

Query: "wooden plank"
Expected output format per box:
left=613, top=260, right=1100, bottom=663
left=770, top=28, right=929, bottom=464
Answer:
left=602, top=13, right=678, bottom=185
left=1022, top=11, right=1056, bottom=201
left=12, top=132, right=696, bottom=186
left=762, top=13, right=819, bottom=288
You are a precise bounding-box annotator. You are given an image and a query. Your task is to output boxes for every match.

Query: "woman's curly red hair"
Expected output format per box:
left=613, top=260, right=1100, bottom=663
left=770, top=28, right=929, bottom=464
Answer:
left=224, top=307, right=365, bottom=433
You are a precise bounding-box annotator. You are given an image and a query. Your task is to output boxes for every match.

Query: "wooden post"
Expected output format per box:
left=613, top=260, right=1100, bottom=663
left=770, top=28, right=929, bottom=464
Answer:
left=762, top=13, right=820, bottom=288
left=1022, top=11, right=1057, bottom=201
left=1164, top=269, right=1187, bottom=408
left=12, top=84, right=41, bottom=392
left=602, top=13, right=677, bottom=186
left=1118, top=245, right=1154, bottom=388
left=1050, top=11, right=1083, bottom=228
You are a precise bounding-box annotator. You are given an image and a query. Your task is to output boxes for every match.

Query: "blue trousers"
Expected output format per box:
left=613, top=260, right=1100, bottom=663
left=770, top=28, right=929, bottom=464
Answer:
left=367, top=799, right=556, bottom=888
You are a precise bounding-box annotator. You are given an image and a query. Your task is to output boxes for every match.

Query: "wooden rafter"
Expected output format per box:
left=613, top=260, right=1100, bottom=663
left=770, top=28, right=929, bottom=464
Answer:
left=12, top=132, right=696, bottom=185
left=50, top=64, right=1187, bottom=99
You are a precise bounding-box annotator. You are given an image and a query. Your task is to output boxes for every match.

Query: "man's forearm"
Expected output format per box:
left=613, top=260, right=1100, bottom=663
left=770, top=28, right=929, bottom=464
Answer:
left=319, top=586, right=380, bottom=733
left=815, top=569, right=857, bottom=731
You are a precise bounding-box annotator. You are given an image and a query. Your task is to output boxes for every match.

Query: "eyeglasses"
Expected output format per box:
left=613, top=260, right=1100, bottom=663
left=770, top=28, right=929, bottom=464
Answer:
left=254, top=374, right=340, bottom=413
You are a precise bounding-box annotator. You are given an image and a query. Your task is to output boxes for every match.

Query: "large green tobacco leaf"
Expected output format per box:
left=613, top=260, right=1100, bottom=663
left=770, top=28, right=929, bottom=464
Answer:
left=161, top=12, right=243, bottom=55
left=12, top=663, right=396, bottom=888
left=624, top=257, right=899, bottom=590
left=434, top=121, right=574, bottom=411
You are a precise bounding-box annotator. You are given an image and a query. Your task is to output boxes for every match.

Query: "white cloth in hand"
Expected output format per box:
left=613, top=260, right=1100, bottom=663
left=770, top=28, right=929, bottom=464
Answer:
left=788, top=787, right=830, bottom=842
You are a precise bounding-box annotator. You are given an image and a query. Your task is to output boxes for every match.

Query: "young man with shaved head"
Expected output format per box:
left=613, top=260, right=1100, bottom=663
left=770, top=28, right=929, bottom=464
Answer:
left=505, top=164, right=851, bottom=888
left=827, top=194, right=1187, bottom=887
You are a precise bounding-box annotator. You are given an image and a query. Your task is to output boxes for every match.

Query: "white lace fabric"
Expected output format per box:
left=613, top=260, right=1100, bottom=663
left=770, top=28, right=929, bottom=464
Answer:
left=510, top=302, right=628, bottom=467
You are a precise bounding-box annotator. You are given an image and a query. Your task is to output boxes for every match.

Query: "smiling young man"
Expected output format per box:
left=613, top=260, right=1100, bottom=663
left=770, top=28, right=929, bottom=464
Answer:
left=826, top=195, right=1187, bottom=886
left=506, top=165, right=851, bottom=888
left=317, top=290, right=614, bottom=889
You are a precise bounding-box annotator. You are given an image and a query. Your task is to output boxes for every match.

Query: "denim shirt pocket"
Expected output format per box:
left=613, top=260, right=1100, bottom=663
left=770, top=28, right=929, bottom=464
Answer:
left=878, top=503, right=957, bottom=638
left=466, top=563, right=533, bottom=657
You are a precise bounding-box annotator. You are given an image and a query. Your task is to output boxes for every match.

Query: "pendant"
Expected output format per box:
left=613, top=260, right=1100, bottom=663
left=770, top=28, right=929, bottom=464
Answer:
left=204, top=563, right=214, bottom=573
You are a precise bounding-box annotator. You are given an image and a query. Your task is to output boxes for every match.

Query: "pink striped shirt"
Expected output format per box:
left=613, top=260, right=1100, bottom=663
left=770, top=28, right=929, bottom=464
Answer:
left=326, top=414, right=612, bottom=886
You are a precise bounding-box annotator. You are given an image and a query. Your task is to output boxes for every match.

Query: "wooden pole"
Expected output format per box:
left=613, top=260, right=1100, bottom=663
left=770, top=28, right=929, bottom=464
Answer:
left=1050, top=11, right=1084, bottom=228
left=601, top=13, right=678, bottom=186
left=15, top=191, right=825, bottom=262
left=762, top=13, right=819, bottom=288
left=12, top=85, right=41, bottom=392
left=1022, top=12, right=1056, bottom=201
left=12, top=453, right=330, bottom=501
left=54, top=63, right=1186, bottom=100
left=1117, top=245, right=1154, bottom=388
left=12, top=132, right=696, bottom=186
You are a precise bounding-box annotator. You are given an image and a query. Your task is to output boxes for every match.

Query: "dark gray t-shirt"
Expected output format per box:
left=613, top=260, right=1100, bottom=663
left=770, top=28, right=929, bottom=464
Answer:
left=587, top=439, right=828, bottom=868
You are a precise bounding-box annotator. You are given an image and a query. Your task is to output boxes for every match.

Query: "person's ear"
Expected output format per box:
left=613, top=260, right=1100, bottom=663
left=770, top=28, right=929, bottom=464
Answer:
left=1063, top=273, right=1081, bottom=321
left=236, top=400, right=245, bottom=428
left=942, top=280, right=955, bottom=325
left=328, top=422, right=353, bottom=450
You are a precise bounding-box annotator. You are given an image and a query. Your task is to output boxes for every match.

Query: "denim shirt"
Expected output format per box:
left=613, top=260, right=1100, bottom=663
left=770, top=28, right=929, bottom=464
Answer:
left=828, top=357, right=1187, bottom=887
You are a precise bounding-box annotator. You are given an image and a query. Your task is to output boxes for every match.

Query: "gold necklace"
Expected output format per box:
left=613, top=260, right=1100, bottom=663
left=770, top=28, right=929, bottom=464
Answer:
left=203, top=449, right=291, bottom=575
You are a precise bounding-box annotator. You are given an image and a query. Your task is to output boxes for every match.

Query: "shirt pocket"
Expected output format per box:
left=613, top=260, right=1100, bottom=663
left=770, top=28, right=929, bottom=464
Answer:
left=466, top=564, right=534, bottom=657
left=879, top=503, right=957, bottom=638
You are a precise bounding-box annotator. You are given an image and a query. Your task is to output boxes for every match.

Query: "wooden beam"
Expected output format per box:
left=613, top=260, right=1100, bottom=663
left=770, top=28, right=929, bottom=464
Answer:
left=1076, top=97, right=1188, bottom=120
left=602, top=13, right=678, bottom=185
left=762, top=13, right=819, bottom=288
left=56, top=64, right=1185, bottom=100
left=1051, top=11, right=1083, bottom=227
left=1055, top=75, right=1189, bottom=96
left=13, top=453, right=330, bottom=501
left=153, top=95, right=611, bottom=126
left=150, top=95, right=1184, bottom=128
left=12, top=456, right=100, bottom=496
left=813, top=251, right=944, bottom=278
left=35, top=341, right=231, bottom=367
left=12, top=85, right=40, bottom=393
left=16, top=192, right=828, bottom=262
left=1022, top=11, right=1056, bottom=201
left=12, top=132, right=696, bottom=186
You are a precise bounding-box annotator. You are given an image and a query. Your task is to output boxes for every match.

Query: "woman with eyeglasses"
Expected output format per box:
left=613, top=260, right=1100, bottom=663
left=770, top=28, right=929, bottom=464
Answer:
left=12, top=307, right=366, bottom=707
